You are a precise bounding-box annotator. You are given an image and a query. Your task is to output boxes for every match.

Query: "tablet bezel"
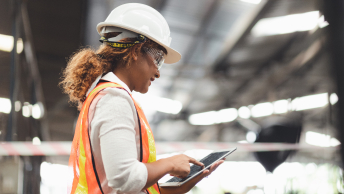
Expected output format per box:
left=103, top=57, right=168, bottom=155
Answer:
left=159, top=147, right=237, bottom=187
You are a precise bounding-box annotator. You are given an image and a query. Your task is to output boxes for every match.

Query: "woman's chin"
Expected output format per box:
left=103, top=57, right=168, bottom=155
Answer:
left=137, top=87, right=149, bottom=94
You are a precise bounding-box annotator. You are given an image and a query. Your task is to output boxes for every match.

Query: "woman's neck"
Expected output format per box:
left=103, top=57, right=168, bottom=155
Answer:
left=113, top=68, right=134, bottom=92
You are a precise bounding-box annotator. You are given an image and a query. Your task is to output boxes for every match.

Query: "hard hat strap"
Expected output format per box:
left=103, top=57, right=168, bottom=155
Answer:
left=99, top=34, right=146, bottom=49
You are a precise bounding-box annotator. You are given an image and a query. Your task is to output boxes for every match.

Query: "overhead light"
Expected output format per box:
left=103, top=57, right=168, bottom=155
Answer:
left=15, top=101, right=21, bottom=112
left=32, top=137, right=41, bottom=145
left=273, top=99, right=289, bottom=114
left=189, top=111, right=217, bottom=125
left=238, top=106, right=251, bottom=119
left=0, top=98, right=11, bottom=114
left=189, top=92, right=334, bottom=125
left=292, top=93, right=328, bottom=111
left=32, top=102, right=44, bottom=119
left=305, top=131, right=341, bottom=147
left=251, top=102, right=274, bottom=117
left=246, top=131, right=257, bottom=143
left=330, top=93, right=338, bottom=105
left=217, top=108, right=238, bottom=123
left=22, top=102, right=31, bottom=117
left=0, top=34, right=24, bottom=53
left=240, top=0, right=261, bottom=4
left=189, top=108, right=238, bottom=125
left=154, top=97, right=182, bottom=114
left=252, top=11, right=320, bottom=37
left=318, top=15, right=329, bottom=28
left=133, top=93, right=182, bottom=114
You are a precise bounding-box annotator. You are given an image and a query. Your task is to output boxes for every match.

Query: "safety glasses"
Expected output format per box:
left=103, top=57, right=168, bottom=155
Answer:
left=143, top=47, right=165, bottom=70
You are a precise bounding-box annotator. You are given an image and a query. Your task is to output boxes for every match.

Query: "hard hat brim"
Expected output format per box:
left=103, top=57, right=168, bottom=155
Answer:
left=97, top=22, right=181, bottom=64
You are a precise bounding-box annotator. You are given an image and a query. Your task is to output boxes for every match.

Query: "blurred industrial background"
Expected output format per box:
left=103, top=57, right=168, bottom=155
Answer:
left=0, top=0, right=344, bottom=193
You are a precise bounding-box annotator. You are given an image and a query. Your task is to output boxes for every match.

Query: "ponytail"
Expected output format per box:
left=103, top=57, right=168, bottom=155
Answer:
left=60, top=47, right=110, bottom=109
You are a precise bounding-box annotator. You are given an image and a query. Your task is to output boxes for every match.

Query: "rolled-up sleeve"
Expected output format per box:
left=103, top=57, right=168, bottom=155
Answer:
left=93, top=90, right=147, bottom=194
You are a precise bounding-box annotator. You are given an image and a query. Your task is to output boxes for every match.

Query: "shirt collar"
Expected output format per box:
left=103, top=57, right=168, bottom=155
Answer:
left=101, top=72, right=132, bottom=94
left=86, top=72, right=131, bottom=97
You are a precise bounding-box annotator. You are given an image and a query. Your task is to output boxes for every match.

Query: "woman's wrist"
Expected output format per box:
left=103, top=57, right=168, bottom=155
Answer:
left=160, top=157, right=175, bottom=174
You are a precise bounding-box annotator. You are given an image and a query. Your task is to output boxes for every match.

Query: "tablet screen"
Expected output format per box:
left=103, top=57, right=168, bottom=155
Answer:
left=166, top=150, right=230, bottom=183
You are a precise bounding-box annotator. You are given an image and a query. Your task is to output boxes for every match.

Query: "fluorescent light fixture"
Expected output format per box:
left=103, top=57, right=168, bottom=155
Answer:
left=238, top=140, right=248, bottom=144
left=22, top=103, right=31, bottom=117
left=133, top=93, right=182, bottom=114
left=32, top=102, right=44, bottom=119
left=318, top=15, right=329, bottom=28
left=252, top=11, right=320, bottom=37
left=0, top=34, right=23, bottom=53
left=0, top=99, right=42, bottom=119
left=251, top=102, right=274, bottom=117
left=238, top=106, right=251, bottom=119
left=330, top=93, right=338, bottom=105
left=305, top=131, right=341, bottom=147
left=273, top=99, right=289, bottom=114
left=217, top=108, right=238, bottom=123
left=32, top=137, right=41, bottom=145
left=189, top=92, right=334, bottom=125
left=292, top=93, right=328, bottom=111
left=189, top=108, right=238, bottom=125
left=241, top=0, right=261, bottom=4
left=0, top=98, right=11, bottom=114
left=246, top=131, right=257, bottom=143
left=189, top=111, right=217, bottom=125
left=17, top=38, right=23, bottom=53
left=155, top=97, right=182, bottom=114
left=15, top=101, right=21, bottom=112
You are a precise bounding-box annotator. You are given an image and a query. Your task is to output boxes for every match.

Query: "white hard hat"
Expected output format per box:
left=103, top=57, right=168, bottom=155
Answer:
left=97, top=3, right=181, bottom=64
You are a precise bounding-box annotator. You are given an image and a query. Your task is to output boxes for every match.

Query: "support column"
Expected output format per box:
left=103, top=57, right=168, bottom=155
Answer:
left=323, top=0, right=344, bottom=168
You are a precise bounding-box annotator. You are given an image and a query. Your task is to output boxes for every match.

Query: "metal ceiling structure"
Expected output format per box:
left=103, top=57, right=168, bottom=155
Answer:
left=0, top=0, right=343, bottom=192
left=0, top=0, right=339, bottom=158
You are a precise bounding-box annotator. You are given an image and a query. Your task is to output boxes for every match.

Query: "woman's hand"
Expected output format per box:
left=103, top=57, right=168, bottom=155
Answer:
left=143, top=154, right=203, bottom=189
left=160, top=158, right=226, bottom=194
left=168, top=154, right=204, bottom=178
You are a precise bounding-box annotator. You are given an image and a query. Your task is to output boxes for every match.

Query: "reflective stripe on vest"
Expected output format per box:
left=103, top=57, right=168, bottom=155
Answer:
left=69, top=82, right=160, bottom=194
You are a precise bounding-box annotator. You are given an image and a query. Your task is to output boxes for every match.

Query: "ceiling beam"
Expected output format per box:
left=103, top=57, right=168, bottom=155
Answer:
left=179, top=0, right=275, bottom=112
left=212, top=0, right=273, bottom=72
left=243, top=38, right=324, bottom=104
left=21, top=1, right=50, bottom=141
left=225, top=27, right=325, bottom=106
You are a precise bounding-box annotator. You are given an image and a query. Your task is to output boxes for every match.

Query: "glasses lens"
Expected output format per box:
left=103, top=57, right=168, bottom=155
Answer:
left=143, top=47, right=165, bottom=70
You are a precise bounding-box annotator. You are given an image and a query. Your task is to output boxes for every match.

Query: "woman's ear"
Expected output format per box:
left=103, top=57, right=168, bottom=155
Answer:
left=130, top=45, right=141, bottom=61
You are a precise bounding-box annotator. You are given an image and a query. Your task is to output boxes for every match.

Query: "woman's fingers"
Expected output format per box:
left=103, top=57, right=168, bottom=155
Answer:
left=188, top=157, right=204, bottom=167
left=169, top=173, right=186, bottom=179
left=202, top=169, right=211, bottom=178
left=208, top=160, right=223, bottom=173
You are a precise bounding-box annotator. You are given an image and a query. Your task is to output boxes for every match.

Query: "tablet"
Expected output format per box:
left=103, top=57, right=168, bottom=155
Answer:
left=159, top=148, right=237, bottom=187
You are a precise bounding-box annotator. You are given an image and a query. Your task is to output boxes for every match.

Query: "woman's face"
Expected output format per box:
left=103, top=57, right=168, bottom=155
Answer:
left=130, top=50, right=160, bottom=93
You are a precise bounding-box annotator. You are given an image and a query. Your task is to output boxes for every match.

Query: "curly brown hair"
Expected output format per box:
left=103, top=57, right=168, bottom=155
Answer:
left=59, top=35, right=167, bottom=110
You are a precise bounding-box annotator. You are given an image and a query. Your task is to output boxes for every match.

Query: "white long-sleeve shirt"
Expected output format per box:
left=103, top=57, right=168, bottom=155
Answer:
left=87, top=72, right=148, bottom=194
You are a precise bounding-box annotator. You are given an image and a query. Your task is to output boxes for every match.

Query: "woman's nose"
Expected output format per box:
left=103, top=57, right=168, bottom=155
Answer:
left=155, top=69, right=160, bottom=78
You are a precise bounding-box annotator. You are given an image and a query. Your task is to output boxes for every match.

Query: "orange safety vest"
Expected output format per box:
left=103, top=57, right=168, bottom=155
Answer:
left=69, top=82, right=161, bottom=194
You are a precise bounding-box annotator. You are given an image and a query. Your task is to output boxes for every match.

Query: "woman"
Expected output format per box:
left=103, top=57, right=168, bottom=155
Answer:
left=61, top=3, right=224, bottom=194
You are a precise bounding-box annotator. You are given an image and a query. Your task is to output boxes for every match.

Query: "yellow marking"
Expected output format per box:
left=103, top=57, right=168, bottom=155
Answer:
left=142, top=119, right=156, bottom=163
left=74, top=109, right=88, bottom=193
left=107, top=42, right=135, bottom=48
left=147, top=186, right=160, bottom=194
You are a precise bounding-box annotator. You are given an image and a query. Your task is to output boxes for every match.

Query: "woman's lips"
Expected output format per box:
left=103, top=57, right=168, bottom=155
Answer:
left=150, top=78, right=155, bottom=86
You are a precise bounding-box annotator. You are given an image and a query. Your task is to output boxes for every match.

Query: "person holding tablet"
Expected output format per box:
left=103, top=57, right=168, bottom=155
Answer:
left=61, top=3, right=224, bottom=194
